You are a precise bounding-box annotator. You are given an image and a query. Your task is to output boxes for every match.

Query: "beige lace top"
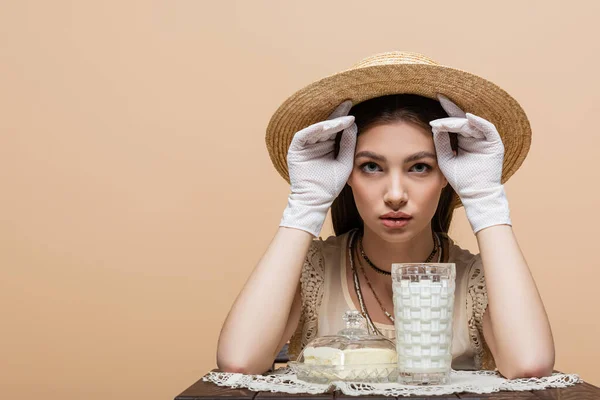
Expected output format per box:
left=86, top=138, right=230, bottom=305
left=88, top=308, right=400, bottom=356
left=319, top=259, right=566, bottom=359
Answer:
left=288, top=230, right=496, bottom=371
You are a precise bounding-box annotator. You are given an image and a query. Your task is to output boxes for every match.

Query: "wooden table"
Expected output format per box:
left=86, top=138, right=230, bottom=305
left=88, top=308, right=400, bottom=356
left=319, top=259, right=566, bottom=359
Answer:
left=175, top=370, right=600, bottom=399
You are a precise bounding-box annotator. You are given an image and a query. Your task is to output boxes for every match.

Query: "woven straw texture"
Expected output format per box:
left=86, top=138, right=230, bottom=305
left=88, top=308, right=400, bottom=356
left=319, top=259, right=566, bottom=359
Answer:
left=265, top=52, right=531, bottom=209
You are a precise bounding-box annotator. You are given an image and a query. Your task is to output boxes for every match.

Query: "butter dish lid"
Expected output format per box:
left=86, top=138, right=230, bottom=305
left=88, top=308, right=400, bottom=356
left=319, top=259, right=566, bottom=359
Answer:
left=296, top=310, right=397, bottom=361
left=288, top=310, right=398, bottom=383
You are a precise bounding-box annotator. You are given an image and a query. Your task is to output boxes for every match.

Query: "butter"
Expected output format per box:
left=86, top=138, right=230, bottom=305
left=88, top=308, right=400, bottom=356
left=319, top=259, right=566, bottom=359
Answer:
left=302, top=347, right=344, bottom=365
left=343, top=348, right=397, bottom=365
left=302, top=346, right=397, bottom=366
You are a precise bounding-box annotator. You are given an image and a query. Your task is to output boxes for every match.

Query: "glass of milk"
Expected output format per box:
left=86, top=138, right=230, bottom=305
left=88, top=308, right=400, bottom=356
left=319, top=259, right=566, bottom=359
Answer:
left=391, top=263, right=456, bottom=385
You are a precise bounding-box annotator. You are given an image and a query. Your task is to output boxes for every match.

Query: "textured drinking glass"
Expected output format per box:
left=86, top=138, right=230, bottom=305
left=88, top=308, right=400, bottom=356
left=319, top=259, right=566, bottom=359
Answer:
left=391, top=263, right=456, bottom=385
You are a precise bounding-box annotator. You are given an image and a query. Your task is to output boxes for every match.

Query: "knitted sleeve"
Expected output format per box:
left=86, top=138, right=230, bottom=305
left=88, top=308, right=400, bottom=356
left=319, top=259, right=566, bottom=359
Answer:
left=466, top=254, right=497, bottom=371
left=287, top=238, right=325, bottom=361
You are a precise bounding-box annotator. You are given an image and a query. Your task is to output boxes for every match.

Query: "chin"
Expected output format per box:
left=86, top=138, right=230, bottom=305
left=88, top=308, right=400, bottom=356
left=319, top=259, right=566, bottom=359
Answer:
left=369, top=221, right=417, bottom=242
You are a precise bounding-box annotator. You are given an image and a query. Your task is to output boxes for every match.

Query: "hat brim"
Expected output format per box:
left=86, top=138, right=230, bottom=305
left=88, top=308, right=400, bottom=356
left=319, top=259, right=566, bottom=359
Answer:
left=266, top=63, right=531, bottom=208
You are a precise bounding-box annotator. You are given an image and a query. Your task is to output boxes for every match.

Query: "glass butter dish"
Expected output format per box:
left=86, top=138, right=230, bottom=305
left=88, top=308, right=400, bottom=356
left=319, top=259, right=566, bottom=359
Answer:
left=288, top=310, right=398, bottom=384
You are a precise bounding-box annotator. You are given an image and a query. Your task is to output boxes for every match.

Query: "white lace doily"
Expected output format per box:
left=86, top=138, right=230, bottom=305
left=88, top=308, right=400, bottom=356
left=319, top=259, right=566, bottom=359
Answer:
left=202, top=367, right=583, bottom=397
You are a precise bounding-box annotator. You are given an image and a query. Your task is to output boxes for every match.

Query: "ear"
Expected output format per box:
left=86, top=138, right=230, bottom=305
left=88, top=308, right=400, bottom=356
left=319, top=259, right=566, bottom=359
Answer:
left=347, top=173, right=353, bottom=187
left=441, top=174, right=448, bottom=189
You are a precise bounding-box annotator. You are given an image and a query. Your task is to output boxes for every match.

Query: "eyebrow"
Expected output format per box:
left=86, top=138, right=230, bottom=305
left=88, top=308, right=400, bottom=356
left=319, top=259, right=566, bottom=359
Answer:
left=354, top=150, right=437, bottom=163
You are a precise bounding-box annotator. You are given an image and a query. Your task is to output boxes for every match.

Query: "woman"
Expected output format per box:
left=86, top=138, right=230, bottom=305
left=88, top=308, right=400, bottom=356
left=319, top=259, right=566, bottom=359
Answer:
left=216, top=52, right=555, bottom=380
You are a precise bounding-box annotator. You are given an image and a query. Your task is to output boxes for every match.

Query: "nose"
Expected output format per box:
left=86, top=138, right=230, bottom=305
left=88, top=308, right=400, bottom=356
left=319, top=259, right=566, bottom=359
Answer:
left=383, top=172, right=408, bottom=209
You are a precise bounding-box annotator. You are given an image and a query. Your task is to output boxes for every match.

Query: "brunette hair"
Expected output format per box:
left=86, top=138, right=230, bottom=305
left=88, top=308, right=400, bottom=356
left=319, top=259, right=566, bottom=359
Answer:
left=331, top=94, right=459, bottom=236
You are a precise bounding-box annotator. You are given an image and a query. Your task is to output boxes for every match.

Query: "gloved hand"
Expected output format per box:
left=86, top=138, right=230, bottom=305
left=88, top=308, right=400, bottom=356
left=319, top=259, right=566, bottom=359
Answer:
left=430, top=94, right=511, bottom=234
left=280, top=100, right=357, bottom=237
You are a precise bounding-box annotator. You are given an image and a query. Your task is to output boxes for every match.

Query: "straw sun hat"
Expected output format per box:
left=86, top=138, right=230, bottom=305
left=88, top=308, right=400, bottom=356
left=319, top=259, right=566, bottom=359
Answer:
left=265, top=51, right=531, bottom=208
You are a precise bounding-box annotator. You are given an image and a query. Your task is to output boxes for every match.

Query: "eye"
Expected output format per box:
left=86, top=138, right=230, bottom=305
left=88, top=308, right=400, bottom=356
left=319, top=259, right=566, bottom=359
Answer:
left=359, top=162, right=382, bottom=174
left=410, top=163, right=432, bottom=173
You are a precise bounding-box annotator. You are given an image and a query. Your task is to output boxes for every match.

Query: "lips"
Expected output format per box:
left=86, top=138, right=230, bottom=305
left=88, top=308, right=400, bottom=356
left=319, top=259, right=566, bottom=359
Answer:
left=380, top=211, right=412, bottom=229
left=380, top=211, right=412, bottom=219
left=381, top=217, right=411, bottom=229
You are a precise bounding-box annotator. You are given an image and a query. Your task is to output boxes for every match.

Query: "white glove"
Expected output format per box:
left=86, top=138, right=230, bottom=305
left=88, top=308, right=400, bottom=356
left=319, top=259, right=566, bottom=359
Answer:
left=430, top=94, right=511, bottom=234
left=280, top=100, right=357, bottom=237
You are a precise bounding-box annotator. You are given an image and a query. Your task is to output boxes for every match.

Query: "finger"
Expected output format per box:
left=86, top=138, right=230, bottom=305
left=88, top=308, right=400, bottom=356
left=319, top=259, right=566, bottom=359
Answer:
left=430, top=117, right=469, bottom=132
left=290, top=115, right=355, bottom=150
left=465, top=113, right=503, bottom=143
left=430, top=117, right=484, bottom=139
left=327, top=99, right=353, bottom=120
left=432, top=130, right=454, bottom=164
left=437, top=94, right=466, bottom=118
left=336, top=123, right=358, bottom=166
left=322, top=115, right=355, bottom=132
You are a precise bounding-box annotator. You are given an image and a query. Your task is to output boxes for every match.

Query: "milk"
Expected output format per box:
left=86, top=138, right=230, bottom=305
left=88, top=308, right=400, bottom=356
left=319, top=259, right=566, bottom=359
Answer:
left=391, top=264, right=456, bottom=384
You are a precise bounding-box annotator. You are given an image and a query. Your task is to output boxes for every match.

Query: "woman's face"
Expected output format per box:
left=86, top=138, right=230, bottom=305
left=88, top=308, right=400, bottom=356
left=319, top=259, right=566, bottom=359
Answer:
left=347, top=121, right=448, bottom=242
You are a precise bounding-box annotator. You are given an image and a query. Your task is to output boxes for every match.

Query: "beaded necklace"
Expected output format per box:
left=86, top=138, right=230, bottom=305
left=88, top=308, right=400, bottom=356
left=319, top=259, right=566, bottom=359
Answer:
left=349, top=228, right=443, bottom=334
left=359, top=229, right=439, bottom=275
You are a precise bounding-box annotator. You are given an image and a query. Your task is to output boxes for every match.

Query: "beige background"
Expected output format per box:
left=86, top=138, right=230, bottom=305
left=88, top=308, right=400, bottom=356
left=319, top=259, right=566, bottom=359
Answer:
left=1, top=1, right=599, bottom=399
